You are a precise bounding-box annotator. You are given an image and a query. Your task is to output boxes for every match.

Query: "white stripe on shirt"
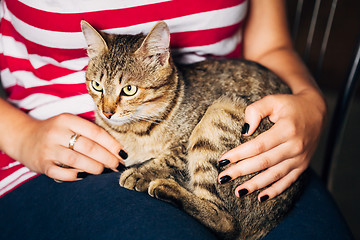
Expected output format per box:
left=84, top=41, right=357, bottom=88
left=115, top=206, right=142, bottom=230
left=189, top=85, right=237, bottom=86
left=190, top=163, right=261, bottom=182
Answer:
left=28, top=94, right=96, bottom=120
left=5, top=2, right=247, bottom=50
left=18, top=0, right=172, bottom=13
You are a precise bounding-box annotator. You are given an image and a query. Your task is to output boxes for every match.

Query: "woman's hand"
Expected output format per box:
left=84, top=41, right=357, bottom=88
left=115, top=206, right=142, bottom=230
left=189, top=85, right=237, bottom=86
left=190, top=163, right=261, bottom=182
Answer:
left=8, top=113, right=126, bottom=181
left=218, top=89, right=326, bottom=201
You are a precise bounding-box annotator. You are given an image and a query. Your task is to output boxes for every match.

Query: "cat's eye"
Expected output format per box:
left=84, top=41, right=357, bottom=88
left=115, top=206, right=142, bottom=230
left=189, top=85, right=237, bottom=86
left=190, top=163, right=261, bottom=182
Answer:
left=122, top=85, right=138, bottom=96
left=91, top=80, right=103, bottom=92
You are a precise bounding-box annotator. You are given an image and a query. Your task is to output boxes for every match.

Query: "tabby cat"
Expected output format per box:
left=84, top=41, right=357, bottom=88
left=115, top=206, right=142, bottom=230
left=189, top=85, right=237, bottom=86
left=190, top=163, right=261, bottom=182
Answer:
left=81, top=20, right=304, bottom=240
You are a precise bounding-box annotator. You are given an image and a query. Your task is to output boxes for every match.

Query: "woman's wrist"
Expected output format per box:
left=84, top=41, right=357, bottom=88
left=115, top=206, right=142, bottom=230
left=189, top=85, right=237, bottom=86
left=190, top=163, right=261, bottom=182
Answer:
left=254, top=49, right=327, bottom=119
left=295, top=86, right=327, bottom=117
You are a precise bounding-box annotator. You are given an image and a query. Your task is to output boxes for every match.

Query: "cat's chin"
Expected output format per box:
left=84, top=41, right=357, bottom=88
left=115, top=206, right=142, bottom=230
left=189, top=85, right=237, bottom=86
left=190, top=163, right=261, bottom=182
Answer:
left=101, top=116, right=132, bottom=126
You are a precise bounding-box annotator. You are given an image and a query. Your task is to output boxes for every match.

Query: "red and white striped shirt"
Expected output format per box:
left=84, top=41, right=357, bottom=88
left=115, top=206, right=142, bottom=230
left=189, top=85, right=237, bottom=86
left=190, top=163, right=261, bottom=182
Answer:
left=0, top=0, right=248, bottom=197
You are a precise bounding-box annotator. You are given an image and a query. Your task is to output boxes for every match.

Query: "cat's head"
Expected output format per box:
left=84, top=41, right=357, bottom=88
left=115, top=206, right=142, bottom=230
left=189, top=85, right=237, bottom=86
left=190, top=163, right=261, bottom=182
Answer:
left=81, top=21, right=176, bottom=126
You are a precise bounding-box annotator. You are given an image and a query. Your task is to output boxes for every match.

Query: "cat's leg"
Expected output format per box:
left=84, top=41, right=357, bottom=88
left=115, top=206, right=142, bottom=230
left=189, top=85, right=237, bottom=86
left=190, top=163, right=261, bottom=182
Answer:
left=149, top=97, right=247, bottom=238
left=148, top=178, right=236, bottom=236
left=119, top=149, right=186, bottom=192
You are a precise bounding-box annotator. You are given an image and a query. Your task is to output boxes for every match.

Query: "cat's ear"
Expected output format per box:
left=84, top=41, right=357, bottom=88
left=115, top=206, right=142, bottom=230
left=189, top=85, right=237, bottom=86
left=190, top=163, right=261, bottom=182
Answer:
left=135, top=21, right=170, bottom=66
left=81, top=20, right=108, bottom=59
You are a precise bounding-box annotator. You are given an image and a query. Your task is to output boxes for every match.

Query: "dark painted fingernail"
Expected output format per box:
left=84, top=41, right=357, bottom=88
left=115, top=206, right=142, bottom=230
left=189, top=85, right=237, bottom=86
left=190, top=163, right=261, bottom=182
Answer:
left=219, top=175, right=232, bottom=184
left=219, top=159, right=230, bottom=167
left=77, top=172, right=89, bottom=179
left=260, top=195, right=269, bottom=202
left=116, top=163, right=126, bottom=172
left=241, top=123, right=250, bottom=135
left=102, top=168, right=113, bottom=174
left=119, top=150, right=128, bottom=160
left=238, top=188, right=249, bottom=198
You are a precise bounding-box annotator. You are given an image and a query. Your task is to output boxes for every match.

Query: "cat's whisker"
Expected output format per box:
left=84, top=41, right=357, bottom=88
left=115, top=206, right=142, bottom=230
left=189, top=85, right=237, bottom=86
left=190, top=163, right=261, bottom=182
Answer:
left=140, top=118, right=163, bottom=125
left=132, top=115, right=163, bottom=125
left=134, top=113, right=164, bottom=122
left=137, top=119, right=162, bottom=125
left=141, top=115, right=164, bottom=122
left=142, top=117, right=163, bottom=124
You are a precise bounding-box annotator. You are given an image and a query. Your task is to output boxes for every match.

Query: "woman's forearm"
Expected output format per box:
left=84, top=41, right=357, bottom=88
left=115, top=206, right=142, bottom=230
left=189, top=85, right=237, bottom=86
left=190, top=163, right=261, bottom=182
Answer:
left=0, top=98, right=38, bottom=159
left=243, top=0, right=326, bottom=112
left=250, top=47, right=326, bottom=112
left=249, top=47, right=320, bottom=94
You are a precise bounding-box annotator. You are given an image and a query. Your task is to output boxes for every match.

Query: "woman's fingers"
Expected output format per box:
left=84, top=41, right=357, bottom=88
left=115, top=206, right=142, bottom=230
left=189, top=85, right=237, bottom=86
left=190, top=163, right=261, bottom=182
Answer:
left=35, top=113, right=128, bottom=180
left=217, top=93, right=323, bottom=200
left=219, top=140, right=296, bottom=182
left=45, top=164, right=85, bottom=181
left=220, top=121, right=288, bottom=164
left=242, top=95, right=279, bottom=136
left=12, top=113, right=127, bottom=180
left=220, top=95, right=295, bottom=163
left=47, top=131, right=124, bottom=179
left=234, top=163, right=305, bottom=201
left=56, top=114, right=127, bottom=163
left=64, top=132, right=122, bottom=171
left=256, top=167, right=304, bottom=201
left=56, top=145, right=105, bottom=175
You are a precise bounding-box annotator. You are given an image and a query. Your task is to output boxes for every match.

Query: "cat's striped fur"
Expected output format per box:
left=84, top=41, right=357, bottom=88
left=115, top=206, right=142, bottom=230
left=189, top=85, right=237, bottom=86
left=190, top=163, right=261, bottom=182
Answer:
left=82, top=21, right=305, bottom=240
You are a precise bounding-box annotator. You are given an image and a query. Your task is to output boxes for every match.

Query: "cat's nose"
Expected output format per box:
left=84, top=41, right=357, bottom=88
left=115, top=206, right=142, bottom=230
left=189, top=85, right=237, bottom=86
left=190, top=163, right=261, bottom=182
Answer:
left=103, top=111, right=114, bottom=119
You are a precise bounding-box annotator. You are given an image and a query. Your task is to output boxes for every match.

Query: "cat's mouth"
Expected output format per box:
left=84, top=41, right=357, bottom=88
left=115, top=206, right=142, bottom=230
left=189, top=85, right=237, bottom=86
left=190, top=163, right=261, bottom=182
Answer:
left=99, top=107, right=163, bottom=126
left=99, top=112, right=134, bottom=125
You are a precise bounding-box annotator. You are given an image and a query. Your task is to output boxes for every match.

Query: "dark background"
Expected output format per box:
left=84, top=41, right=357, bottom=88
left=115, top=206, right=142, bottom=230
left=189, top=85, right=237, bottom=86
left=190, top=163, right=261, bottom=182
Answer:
left=287, top=0, right=360, bottom=90
left=286, top=1, right=360, bottom=239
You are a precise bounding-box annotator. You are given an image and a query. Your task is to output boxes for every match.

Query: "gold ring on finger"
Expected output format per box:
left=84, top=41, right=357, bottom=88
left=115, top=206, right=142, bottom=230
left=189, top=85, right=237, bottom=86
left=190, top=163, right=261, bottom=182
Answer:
left=68, top=133, right=81, bottom=150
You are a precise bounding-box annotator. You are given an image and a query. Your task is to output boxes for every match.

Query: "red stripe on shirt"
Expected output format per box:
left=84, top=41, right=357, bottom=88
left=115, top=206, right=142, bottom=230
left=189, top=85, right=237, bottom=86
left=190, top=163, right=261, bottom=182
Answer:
left=0, top=19, right=87, bottom=62
left=171, top=22, right=242, bottom=49
left=78, top=111, right=95, bottom=121
left=7, top=83, right=89, bottom=102
left=0, top=54, right=79, bottom=80
left=7, top=0, right=246, bottom=32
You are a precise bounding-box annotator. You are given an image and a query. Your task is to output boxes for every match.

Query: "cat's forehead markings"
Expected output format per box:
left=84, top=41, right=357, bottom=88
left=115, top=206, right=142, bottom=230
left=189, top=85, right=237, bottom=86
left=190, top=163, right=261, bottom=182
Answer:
left=99, top=71, right=105, bottom=81
left=118, top=72, right=124, bottom=84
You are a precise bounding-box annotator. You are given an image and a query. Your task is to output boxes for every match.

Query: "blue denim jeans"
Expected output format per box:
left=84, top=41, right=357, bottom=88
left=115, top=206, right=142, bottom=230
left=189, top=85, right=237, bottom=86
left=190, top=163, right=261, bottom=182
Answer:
left=0, top=169, right=353, bottom=240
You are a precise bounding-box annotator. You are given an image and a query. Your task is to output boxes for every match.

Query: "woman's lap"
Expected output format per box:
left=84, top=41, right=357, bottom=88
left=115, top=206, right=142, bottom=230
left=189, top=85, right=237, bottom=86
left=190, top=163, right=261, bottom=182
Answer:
left=0, top=172, right=217, bottom=240
left=0, top=170, right=353, bottom=240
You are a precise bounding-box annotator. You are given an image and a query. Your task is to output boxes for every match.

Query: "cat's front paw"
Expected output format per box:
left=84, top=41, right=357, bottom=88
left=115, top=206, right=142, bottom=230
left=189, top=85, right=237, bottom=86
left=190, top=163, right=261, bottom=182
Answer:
left=119, top=167, right=153, bottom=192
left=148, top=178, right=184, bottom=205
